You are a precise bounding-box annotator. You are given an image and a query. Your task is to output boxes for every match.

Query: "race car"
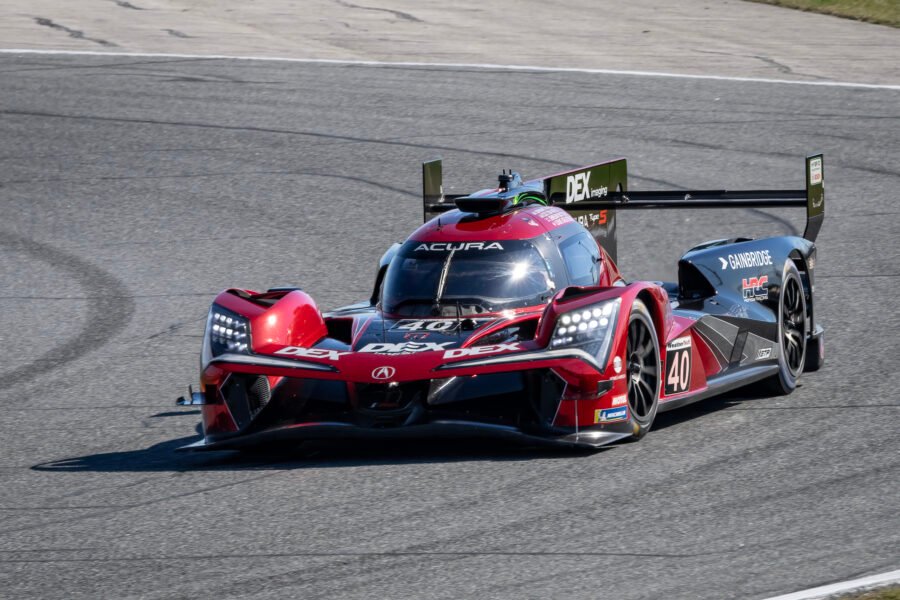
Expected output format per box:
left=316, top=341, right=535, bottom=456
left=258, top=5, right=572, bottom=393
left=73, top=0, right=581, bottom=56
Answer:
left=176, top=153, right=825, bottom=450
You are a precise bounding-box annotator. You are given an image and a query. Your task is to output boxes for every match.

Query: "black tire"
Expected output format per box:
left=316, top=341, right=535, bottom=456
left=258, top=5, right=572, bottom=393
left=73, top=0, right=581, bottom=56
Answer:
left=626, top=299, right=660, bottom=440
left=761, top=261, right=807, bottom=395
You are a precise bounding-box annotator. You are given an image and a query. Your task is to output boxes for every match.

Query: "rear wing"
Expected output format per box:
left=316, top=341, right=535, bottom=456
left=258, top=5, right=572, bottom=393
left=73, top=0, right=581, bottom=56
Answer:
left=423, top=154, right=824, bottom=262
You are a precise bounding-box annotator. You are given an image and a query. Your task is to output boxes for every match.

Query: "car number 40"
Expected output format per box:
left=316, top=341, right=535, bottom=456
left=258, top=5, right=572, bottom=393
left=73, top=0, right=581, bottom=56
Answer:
left=395, top=320, right=458, bottom=333
left=665, top=337, right=692, bottom=396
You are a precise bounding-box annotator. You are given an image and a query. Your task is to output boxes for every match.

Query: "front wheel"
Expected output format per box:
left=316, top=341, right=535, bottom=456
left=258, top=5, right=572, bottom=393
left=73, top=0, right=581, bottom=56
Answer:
left=626, top=299, right=661, bottom=440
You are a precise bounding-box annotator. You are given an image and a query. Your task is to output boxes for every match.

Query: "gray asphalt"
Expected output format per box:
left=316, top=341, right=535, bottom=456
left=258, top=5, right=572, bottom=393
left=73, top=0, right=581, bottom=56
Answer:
left=0, top=54, right=898, bottom=600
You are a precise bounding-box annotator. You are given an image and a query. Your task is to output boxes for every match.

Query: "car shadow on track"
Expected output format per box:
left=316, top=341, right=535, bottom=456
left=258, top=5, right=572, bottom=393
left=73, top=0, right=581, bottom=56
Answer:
left=30, top=388, right=776, bottom=473
left=30, top=435, right=597, bottom=473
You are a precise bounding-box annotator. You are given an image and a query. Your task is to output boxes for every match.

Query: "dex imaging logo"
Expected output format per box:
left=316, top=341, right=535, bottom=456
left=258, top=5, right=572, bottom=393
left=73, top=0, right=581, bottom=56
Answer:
left=565, top=171, right=608, bottom=203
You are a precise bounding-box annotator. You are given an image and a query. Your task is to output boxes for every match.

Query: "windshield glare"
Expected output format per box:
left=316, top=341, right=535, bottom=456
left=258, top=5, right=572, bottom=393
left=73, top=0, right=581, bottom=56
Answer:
left=381, top=240, right=554, bottom=317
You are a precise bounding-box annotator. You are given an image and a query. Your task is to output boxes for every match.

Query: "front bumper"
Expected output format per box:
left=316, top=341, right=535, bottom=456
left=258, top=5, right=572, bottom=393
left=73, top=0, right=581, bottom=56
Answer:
left=182, top=365, right=632, bottom=451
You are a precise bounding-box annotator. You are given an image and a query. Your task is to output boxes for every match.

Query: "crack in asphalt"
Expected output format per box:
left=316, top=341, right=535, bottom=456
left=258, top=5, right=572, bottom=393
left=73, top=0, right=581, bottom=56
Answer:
left=694, top=48, right=830, bottom=81
left=333, top=0, right=422, bottom=23
left=31, top=17, right=117, bottom=48
left=162, top=28, right=193, bottom=38
left=111, top=0, right=145, bottom=9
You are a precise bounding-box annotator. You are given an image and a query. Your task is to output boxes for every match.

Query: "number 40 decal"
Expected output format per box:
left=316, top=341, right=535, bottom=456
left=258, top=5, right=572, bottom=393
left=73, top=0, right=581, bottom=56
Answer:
left=394, top=320, right=459, bottom=333
left=665, top=337, right=692, bottom=396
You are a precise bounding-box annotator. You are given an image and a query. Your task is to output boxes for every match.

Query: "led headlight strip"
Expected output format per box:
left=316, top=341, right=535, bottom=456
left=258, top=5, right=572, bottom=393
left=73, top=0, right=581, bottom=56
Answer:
left=550, top=297, right=621, bottom=368
left=207, top=305, right=251, bottom=356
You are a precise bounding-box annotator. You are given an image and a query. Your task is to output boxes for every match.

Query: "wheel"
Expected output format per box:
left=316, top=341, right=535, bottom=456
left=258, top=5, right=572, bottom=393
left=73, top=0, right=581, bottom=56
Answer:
left=626, top=299, right=660, bottom=440
left=761, top=261, right=807, bottom=395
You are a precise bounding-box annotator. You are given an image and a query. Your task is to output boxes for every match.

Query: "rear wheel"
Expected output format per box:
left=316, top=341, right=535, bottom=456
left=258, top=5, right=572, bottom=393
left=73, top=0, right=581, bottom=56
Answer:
left=626, top=300, right=660, bottom=440
left=761, top=261, right=807, bottom=395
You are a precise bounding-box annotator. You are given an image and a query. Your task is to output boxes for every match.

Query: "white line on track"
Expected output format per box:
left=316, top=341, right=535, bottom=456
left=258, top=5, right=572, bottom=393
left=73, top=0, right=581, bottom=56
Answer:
left=1, top=48, right=899, bottom=91
left=761, top=568, right=900, bottom=600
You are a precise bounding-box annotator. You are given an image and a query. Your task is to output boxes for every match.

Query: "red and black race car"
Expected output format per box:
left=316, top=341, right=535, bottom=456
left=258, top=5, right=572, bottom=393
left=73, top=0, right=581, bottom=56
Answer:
left=177, top=154, right=825, bottom=450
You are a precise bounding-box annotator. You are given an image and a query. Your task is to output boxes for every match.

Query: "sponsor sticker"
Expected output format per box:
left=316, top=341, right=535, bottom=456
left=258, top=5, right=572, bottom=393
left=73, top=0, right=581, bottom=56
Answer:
left=575, top=210, right=609, bottom=229
left=756, top=348, right=772, bottom=360
left=360, top=342, right=454, bottom=354
left=595, top=406, right=628, bottom=424
left=665, top=336, right=692, bottom=396
left=720, top=250, right=773, bottom=270
left=741, top=275, right=769, bottom=302
left=666, top=337, right=692, bottom=352
left=809, top=157, right=823, bottom=185
left=275, top=346, right=349, bottom=361
left=727, top=303, right=750, bottom=319
left=443, top=342, right=520, bottom=359
left=565, top=171, right=608, bottom=203
left=610, top=394, right=628, bottom=407
left=531, top=206, right=574, bottom=227
left=415, top=242, right=503, bottom=252
left=393, top=319, right=459, bottom=333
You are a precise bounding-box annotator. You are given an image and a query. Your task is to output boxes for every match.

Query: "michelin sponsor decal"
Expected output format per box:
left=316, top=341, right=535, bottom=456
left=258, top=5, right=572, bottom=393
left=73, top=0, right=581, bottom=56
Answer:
left=595, top=406, right=628, bottom=424
left=566, top=171, right=608, bottom=203
left=719, top=249, right=773, bottom=270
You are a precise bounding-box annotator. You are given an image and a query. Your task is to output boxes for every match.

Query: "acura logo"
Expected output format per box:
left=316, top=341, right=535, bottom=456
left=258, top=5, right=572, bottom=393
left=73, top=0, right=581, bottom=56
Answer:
left=371, top=366, right=396, bottom=380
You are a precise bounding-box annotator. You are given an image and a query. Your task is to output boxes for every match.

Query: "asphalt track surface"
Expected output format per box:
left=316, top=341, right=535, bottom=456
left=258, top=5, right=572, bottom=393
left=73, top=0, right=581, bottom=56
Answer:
left=0, top=54, right=898, bottom=599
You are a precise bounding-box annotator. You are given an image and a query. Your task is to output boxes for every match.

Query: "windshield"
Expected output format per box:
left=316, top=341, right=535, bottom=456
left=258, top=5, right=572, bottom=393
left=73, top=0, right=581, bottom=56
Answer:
left=381, top=240, right=555, bottom=317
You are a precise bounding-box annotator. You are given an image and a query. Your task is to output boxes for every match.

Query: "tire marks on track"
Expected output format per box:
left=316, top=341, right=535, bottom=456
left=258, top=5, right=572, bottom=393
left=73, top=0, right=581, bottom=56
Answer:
left=0, top=230, right=134, bottom=392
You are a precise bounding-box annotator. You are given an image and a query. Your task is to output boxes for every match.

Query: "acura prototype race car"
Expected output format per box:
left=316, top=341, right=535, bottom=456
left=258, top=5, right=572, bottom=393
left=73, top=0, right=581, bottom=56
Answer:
left=177, top=154, right=825, bottom=450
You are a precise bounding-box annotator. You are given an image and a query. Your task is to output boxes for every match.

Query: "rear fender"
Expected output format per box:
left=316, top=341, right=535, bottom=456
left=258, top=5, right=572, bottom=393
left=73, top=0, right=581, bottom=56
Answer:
left=679, top=236, right=815, bottom=305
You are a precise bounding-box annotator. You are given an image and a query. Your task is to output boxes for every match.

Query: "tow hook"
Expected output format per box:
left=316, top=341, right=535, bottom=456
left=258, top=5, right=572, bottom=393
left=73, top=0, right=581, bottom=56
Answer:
left=176, top=384, right=206, bottom=406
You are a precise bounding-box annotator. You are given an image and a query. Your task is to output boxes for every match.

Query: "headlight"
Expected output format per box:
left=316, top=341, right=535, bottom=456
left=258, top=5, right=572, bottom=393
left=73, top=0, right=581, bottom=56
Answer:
left=205, top=305, right=251, bottom=358
left=550, top=298, right=620, bottom=367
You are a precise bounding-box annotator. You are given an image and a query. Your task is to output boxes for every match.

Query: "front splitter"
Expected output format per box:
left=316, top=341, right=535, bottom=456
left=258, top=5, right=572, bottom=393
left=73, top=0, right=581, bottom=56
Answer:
left=177, top=420, right=633, bottom=452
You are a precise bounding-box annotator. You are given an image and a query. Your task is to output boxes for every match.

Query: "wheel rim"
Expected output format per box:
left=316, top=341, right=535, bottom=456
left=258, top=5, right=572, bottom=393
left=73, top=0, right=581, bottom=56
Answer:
left=627, top=319, right=658, bottom=420
left=782, top=275, right=806, bottom=374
